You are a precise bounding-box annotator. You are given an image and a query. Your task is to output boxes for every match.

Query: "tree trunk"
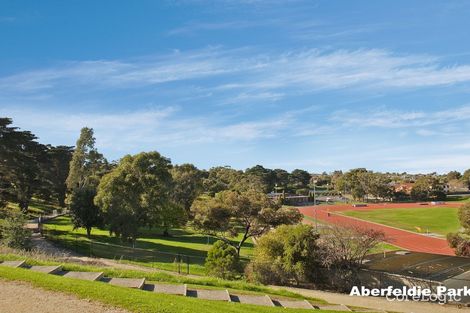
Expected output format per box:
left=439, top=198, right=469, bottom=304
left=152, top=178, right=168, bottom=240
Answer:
left=86, top=227, right=91, bottom=238
left=58, top=193, right=66, bottom=208
left=163, top=228, right=170, bottom=237
left=19, top=200, right=29, bottom=213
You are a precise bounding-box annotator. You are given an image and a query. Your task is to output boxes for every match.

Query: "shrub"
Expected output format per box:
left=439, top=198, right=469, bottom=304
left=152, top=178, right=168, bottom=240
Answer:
left=205, top=240, right=241, bottom=279
left=246, top=224, right=321, bottom=285
left=447, top=203, right=470, bottom=256
left=447, top=232, right=470, bottom=256
left=0, top=211, right=31, bottom=249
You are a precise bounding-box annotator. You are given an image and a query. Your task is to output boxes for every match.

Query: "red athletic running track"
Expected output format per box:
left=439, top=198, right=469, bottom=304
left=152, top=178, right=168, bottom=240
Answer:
left=297, top=202, right=462, bottom=256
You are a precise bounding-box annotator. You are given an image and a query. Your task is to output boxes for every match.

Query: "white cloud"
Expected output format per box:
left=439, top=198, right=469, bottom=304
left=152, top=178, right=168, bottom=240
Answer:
left=0, top=106, right=298, bottom=155
left=331, top=105, right=470, bottom=129
left=2, top=48, right=470, bottom=100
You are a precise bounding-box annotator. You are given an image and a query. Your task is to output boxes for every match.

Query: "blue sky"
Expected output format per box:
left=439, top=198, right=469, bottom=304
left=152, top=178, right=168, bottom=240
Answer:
left=1, top=0, right=470, bottom=173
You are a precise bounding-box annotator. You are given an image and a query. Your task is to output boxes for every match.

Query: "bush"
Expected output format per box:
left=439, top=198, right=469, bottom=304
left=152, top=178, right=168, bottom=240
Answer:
left=205, top=240, right=241, bottom=279
left=0, top=211, right=31, bottom=249
left=246, top=224, right=320, bottom=285
left=447, top=203, right=470, bottom=256
left=447, top=232, right=470, bottom=256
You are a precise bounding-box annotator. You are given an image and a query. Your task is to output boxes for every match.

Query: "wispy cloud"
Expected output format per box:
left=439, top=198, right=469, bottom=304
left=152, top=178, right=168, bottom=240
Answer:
left=3, top=48, right=470, bottom=101
left=167, top=19, right=279, bottom=36
left=0, top=106, right=298, bottom=153
left=331, top=105, right=470, bottom=129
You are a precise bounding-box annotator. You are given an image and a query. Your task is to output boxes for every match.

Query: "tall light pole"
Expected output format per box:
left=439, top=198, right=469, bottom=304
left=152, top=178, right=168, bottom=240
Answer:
left=313, top=180, right=317, bottom=231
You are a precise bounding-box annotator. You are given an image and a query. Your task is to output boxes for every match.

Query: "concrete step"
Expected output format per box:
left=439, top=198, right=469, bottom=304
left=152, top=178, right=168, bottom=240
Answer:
left=61, top=271, right=104, bottom=281
left=104, top=277, right=146, bottom=289
left=0, top=260, right=26, bottom=268
left=149, top=283, right=187, bottom=296
left=29, top=265, right=62, bottom=274
left=187, top=289, right=231, bottom=301
left=231, top=294, right=274, bottom=307
left=274, top=299, right=314, bottom=309
left=315, top=304, right=351, bottom=311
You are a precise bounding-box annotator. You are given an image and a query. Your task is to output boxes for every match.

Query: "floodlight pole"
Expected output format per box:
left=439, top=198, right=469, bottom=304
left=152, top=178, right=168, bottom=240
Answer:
left=313, top=180, right=317, bottom=231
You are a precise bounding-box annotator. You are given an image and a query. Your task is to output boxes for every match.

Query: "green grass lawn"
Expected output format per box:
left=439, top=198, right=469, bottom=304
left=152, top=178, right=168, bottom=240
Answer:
left=7, top=199, right=61, bottom=219
left=43, top=216, right=254, bottom=275
left=0, top=266, right=340, bottom=313
left=342, top=206, right=461, bottom=236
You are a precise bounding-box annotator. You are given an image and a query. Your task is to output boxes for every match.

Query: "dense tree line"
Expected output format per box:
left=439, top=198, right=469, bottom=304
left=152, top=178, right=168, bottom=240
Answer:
left=2, top=116, right=470, bottom=256
left=0, top=118, right=73, bottom=211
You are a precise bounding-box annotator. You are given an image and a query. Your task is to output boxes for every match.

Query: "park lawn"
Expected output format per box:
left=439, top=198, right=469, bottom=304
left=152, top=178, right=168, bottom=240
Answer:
left=44, top=216, right=254, bottom=275
left=7, top=199, right=61, bottom=219
left=342, top=206, right=461, bottom=236
left=0, top=266, right=339, bottom=313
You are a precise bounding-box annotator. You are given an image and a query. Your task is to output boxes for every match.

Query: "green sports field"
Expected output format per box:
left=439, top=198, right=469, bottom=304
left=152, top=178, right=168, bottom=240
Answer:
left=342, top=206, right=461, bottom=236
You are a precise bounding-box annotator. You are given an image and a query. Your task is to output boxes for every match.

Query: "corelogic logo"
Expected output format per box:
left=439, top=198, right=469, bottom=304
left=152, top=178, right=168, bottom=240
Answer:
left=350, top=286, right=469, bottom=304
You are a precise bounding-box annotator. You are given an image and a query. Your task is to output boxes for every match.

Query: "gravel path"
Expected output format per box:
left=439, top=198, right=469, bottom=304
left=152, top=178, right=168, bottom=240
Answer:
left=0, top=280, right=130, bottom=313
left=271, top=285, right=467, bottom=313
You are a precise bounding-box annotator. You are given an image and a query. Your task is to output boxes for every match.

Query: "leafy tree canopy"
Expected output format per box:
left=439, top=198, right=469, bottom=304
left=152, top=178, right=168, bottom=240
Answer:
left=191, top=190, right=303, bottom=255
left=95, top=151, right=178, bottom=243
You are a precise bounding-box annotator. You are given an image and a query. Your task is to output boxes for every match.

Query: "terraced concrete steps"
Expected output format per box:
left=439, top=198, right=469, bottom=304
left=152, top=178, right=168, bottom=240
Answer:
left=61, top=271, right=104, bottom=281
left=0, top=260, right=26, bottom=268
left=315, top=304, right=351, bottom=311
left=232, top=294, right=274, bottom=307
left=29, top=265, right=62, bottom=274
left=149, top=283, right=187, bottom=296
left=104, top=277, right=146, bottom=289
left=275, top=299, right=314, bottom=309
left=187, top=289, right=231, bottom=301
left=0, top=260, right=356, bottom=311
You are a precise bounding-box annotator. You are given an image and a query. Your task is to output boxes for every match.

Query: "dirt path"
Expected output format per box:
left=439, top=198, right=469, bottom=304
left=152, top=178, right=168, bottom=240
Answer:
left=0, top=280, right=129, bottom=313
left=270, top=285, right=467, bottom=313
left=298, top=203, right=458, bottom=255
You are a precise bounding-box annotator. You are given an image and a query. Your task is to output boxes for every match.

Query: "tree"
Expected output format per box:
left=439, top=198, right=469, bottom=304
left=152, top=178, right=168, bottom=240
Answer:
left=288, top=169, right=311, bottom=191
left=0, top=210, right=31, bottom=249
left=0, top=117, right=46, bottom=211
left=66, top=127, right=106, bottom=190
left=44, top=145, right=74, bottom=207
left=69, top=187, right=101, bottom=237
left=171, top=164, right=203, bottom=212
left=447, top=203, right=470, bottom=256
left=335, top=168, right=369, bottom=200
left=446, top=170, right=462, bottom=181
left=272, top=168, right=289, bottom=191
left=205, top=240, right=241, bottom=279
left=95, top=152, right=178, bottom=245
left=202, top=166, right=264, bottom=195
left=245, top=165, right=275, bottom=193
left=319, top=225, right=385, bottom=270
left=462, top=169, right=470, bottom=190
left=246, top=224, right=321, bottom=285
left=191, top=190, right=303, bottom=255
left=411, top=176, right=446, bottom=201
left=66, top=127, right=106, bottom=236
left=368, top=173, right=393, bottom=201
left=318, top=225, right=385, bottom=291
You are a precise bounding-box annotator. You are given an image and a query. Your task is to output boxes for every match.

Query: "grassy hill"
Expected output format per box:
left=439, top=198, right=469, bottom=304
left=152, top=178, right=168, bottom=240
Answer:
left=43, top=216, right=254, bottom=275
left=0, top=250, right=338, bottom=313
